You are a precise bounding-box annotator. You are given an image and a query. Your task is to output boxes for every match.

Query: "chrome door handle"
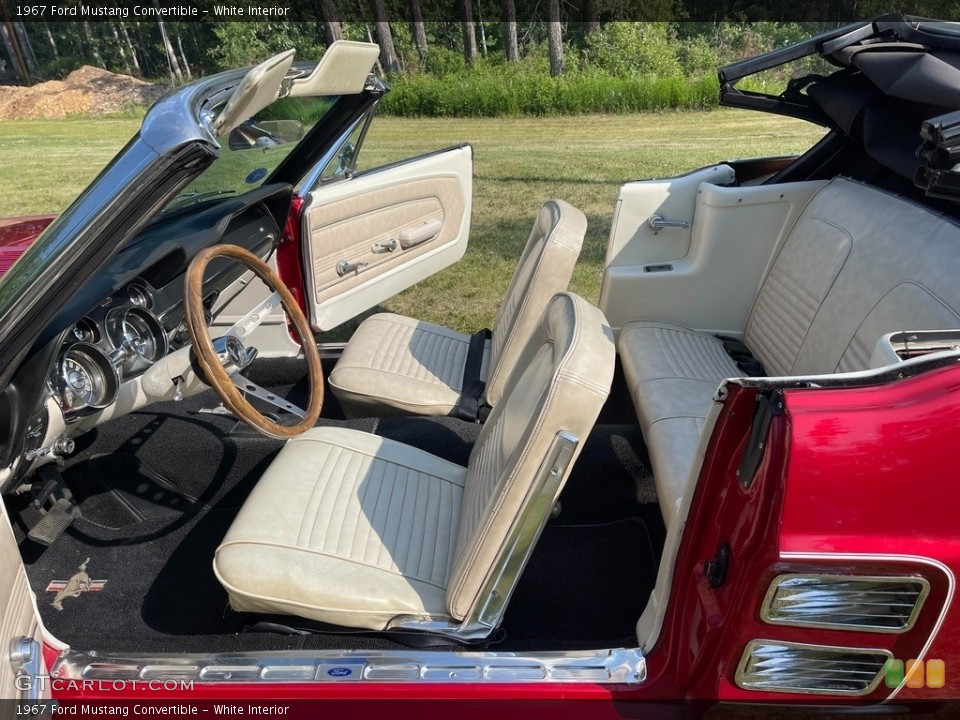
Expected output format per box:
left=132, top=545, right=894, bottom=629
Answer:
left=336, top=260, right=369, bottom=276
left=648, top=215, right=689, bottom=230
left=372, top=239, right=398, bottom=253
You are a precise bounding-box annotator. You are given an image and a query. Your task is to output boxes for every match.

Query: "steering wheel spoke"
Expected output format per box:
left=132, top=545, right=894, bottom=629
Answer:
left=233, top=374, right=308, bottom=420
left=184, top=245, right=323, bottom=439
left=227, top=290, right=283, bottom=340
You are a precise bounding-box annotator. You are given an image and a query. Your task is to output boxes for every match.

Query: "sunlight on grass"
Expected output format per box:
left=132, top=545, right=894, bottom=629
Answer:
left=0, top=110, right=823, bottom=335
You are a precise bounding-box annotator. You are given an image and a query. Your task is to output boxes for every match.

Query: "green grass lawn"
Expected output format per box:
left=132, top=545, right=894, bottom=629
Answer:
left=0, top=110, right=823, bottom=335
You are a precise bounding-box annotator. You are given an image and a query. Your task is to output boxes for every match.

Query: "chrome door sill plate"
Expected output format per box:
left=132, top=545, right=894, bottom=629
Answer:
left=53, top=646, right=646, bottom=685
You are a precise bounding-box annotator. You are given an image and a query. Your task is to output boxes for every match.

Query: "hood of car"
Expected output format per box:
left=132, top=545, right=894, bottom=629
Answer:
left=0, top=215, right=56, bottom=276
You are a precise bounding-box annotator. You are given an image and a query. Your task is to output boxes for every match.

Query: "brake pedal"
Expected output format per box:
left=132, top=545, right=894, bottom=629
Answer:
left=27, top=465, right=81, bottom=546
left=28, top=497, right=81, bottom=546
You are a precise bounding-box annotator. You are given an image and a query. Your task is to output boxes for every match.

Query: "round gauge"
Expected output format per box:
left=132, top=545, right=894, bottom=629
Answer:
left=57, top=343, right=120, bottom=411
left=71, top=316, right=101, bottom=344
left=106, top=307, right=168, bottom=374
left=126, top=282, right=153, bottom=309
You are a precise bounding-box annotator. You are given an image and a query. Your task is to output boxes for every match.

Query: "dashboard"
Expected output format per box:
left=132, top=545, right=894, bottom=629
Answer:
left=55, top=278, right=188, bottom=415
left=2, top=184, right=293, bottom=491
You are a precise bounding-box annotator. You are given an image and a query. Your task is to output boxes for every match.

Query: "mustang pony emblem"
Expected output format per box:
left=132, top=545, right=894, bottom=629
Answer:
left=46, top=558, right=107, bottom=610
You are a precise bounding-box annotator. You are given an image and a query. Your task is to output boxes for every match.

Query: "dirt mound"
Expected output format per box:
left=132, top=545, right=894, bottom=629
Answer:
left=0, top=66, right=167, bottom=120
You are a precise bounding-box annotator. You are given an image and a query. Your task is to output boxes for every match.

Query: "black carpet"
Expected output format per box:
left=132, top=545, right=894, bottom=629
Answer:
left=11, top=357, right=663, bottom=654
left=501, top=519, right=657, bottom=648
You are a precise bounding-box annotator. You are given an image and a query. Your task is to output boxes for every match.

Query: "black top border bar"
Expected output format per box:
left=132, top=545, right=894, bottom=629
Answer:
left=0, top=0, right=957, bottom=23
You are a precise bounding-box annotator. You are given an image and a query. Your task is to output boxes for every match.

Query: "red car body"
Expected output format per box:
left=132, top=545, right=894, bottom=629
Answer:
left=0, top=215, right=54, bottom=276
left=6, top=15, right=960, bottom=719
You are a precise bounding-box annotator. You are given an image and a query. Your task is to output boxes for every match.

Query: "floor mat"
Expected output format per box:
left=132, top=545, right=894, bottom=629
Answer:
left=501, top=518, right=657, bottom=647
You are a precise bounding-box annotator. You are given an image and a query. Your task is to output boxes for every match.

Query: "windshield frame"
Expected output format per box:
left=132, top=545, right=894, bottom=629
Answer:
left=0, top=70, right=242, bottom=389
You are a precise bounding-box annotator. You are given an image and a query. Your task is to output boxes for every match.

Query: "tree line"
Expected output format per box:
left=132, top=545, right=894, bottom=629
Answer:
left=2, top=0, right=958, bottom=88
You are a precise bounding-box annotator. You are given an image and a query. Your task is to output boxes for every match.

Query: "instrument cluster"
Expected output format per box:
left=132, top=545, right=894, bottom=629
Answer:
left=53, top=279, right=182, bottom=415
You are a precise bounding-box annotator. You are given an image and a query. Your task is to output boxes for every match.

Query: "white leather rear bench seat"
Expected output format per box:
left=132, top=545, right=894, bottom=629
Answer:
left=620, top=178, right=960, bottom=528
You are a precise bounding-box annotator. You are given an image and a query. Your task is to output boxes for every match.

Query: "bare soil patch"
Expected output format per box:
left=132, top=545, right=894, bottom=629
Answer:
left=0, top=66, right=165, bottom=120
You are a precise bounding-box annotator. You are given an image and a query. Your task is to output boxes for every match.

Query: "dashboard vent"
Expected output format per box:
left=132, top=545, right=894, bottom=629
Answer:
left=736, top=640, right=890, bottom=696
left=762, top=574, right=929, bottom=633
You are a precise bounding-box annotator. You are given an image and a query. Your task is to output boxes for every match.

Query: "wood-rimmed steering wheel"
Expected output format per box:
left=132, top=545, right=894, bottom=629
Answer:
left=184, top=244, right=323, bottom=439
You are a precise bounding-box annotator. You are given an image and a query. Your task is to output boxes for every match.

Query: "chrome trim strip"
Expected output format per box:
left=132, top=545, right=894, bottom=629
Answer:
left=760, top=573, right=931, bottom=633
left=298, top=115, right=367, bottom=195
left=780, top=552, right=954, bottom=702
left=735, top=639, right=892, bottom=697
left=730, top=348, right=960, bottom=393
left=52, top=646, right=646, bottom=685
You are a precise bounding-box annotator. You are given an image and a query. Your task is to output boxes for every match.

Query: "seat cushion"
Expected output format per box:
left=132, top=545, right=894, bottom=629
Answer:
left=618, top=321, right=739, bottom=528
left=328, top=313, right=489, bottom=418
left=213, top=427, right=467, bottom=630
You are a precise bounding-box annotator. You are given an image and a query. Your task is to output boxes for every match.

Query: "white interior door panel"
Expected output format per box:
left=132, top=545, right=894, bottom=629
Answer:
left=303, top=145, right=473, bottom=332
left=0, top=493, right=49, bottom=705
left=601, top=177, right=828, bottom=335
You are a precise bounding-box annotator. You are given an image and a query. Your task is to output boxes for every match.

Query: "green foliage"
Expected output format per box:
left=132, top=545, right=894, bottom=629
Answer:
left=10, top=20, right=841, bottom=117
left=380, top=71, right=719, bottom=117
left=208, top=23, right=325, bottom=70
left=422, top=46, right=468, bottom=76
left=581, top=23, right=681, bottom=77
left=674, top=36, right=719, bottom=76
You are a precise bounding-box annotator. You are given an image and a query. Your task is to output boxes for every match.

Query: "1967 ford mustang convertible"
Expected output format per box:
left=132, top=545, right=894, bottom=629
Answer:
left=3, top=15, right=960, bottom=716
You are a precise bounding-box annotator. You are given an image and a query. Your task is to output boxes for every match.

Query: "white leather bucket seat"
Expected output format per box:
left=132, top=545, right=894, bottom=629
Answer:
left=328, top=200, right=588, bottom=418
left=213, top=293, right=614, bottom=636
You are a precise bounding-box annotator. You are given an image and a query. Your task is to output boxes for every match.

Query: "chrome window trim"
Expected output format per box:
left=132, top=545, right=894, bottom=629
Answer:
left=298, top=107, right=375, bottom=194
left=760, top=573, right=931, bottom=634
left=735, top=639, right=892, bottom=697
left=51, top=646, right=646, bottom=685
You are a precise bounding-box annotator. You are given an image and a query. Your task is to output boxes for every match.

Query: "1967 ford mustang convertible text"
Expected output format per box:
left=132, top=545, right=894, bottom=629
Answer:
left=3, top=15, right=960, bottom=717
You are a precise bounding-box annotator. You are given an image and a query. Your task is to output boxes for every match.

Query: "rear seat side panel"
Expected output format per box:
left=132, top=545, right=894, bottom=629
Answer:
left=617, top=177, right=960, bottom=533
left=601, top=178, right=827, bottom=336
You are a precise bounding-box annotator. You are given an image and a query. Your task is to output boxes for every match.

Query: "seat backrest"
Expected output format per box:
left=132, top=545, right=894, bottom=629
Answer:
left=486, top=200, right=587, bottom=405
left=446, top=292, right=614, bottom=623
left=743, top=178, right=960, bottom=376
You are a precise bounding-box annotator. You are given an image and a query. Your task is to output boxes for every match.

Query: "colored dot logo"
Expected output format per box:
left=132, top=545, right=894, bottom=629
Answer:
left=885, top=658, right=945, bottom=689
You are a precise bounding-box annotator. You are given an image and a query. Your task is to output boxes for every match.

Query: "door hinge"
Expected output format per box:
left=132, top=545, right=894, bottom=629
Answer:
left=10, top=637, right=42, bottom=702
left=736, top=389, right=783, bottom=489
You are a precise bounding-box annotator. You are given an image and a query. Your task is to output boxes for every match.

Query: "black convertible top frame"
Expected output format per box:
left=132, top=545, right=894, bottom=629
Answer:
left=717, top=16, right=901, bottom=127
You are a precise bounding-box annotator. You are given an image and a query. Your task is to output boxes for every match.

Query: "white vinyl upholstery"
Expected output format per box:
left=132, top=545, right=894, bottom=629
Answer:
left=619, top=178, right=960, bottom=528
left=329, top=200, right=587, bottom=418
left=214, top=428, right=465, bottom=626
left=214, top=293, right=615, bottom=631
left=325, top=314, right=489, bottom=417
left=618, top=322, right=739, bottom=528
